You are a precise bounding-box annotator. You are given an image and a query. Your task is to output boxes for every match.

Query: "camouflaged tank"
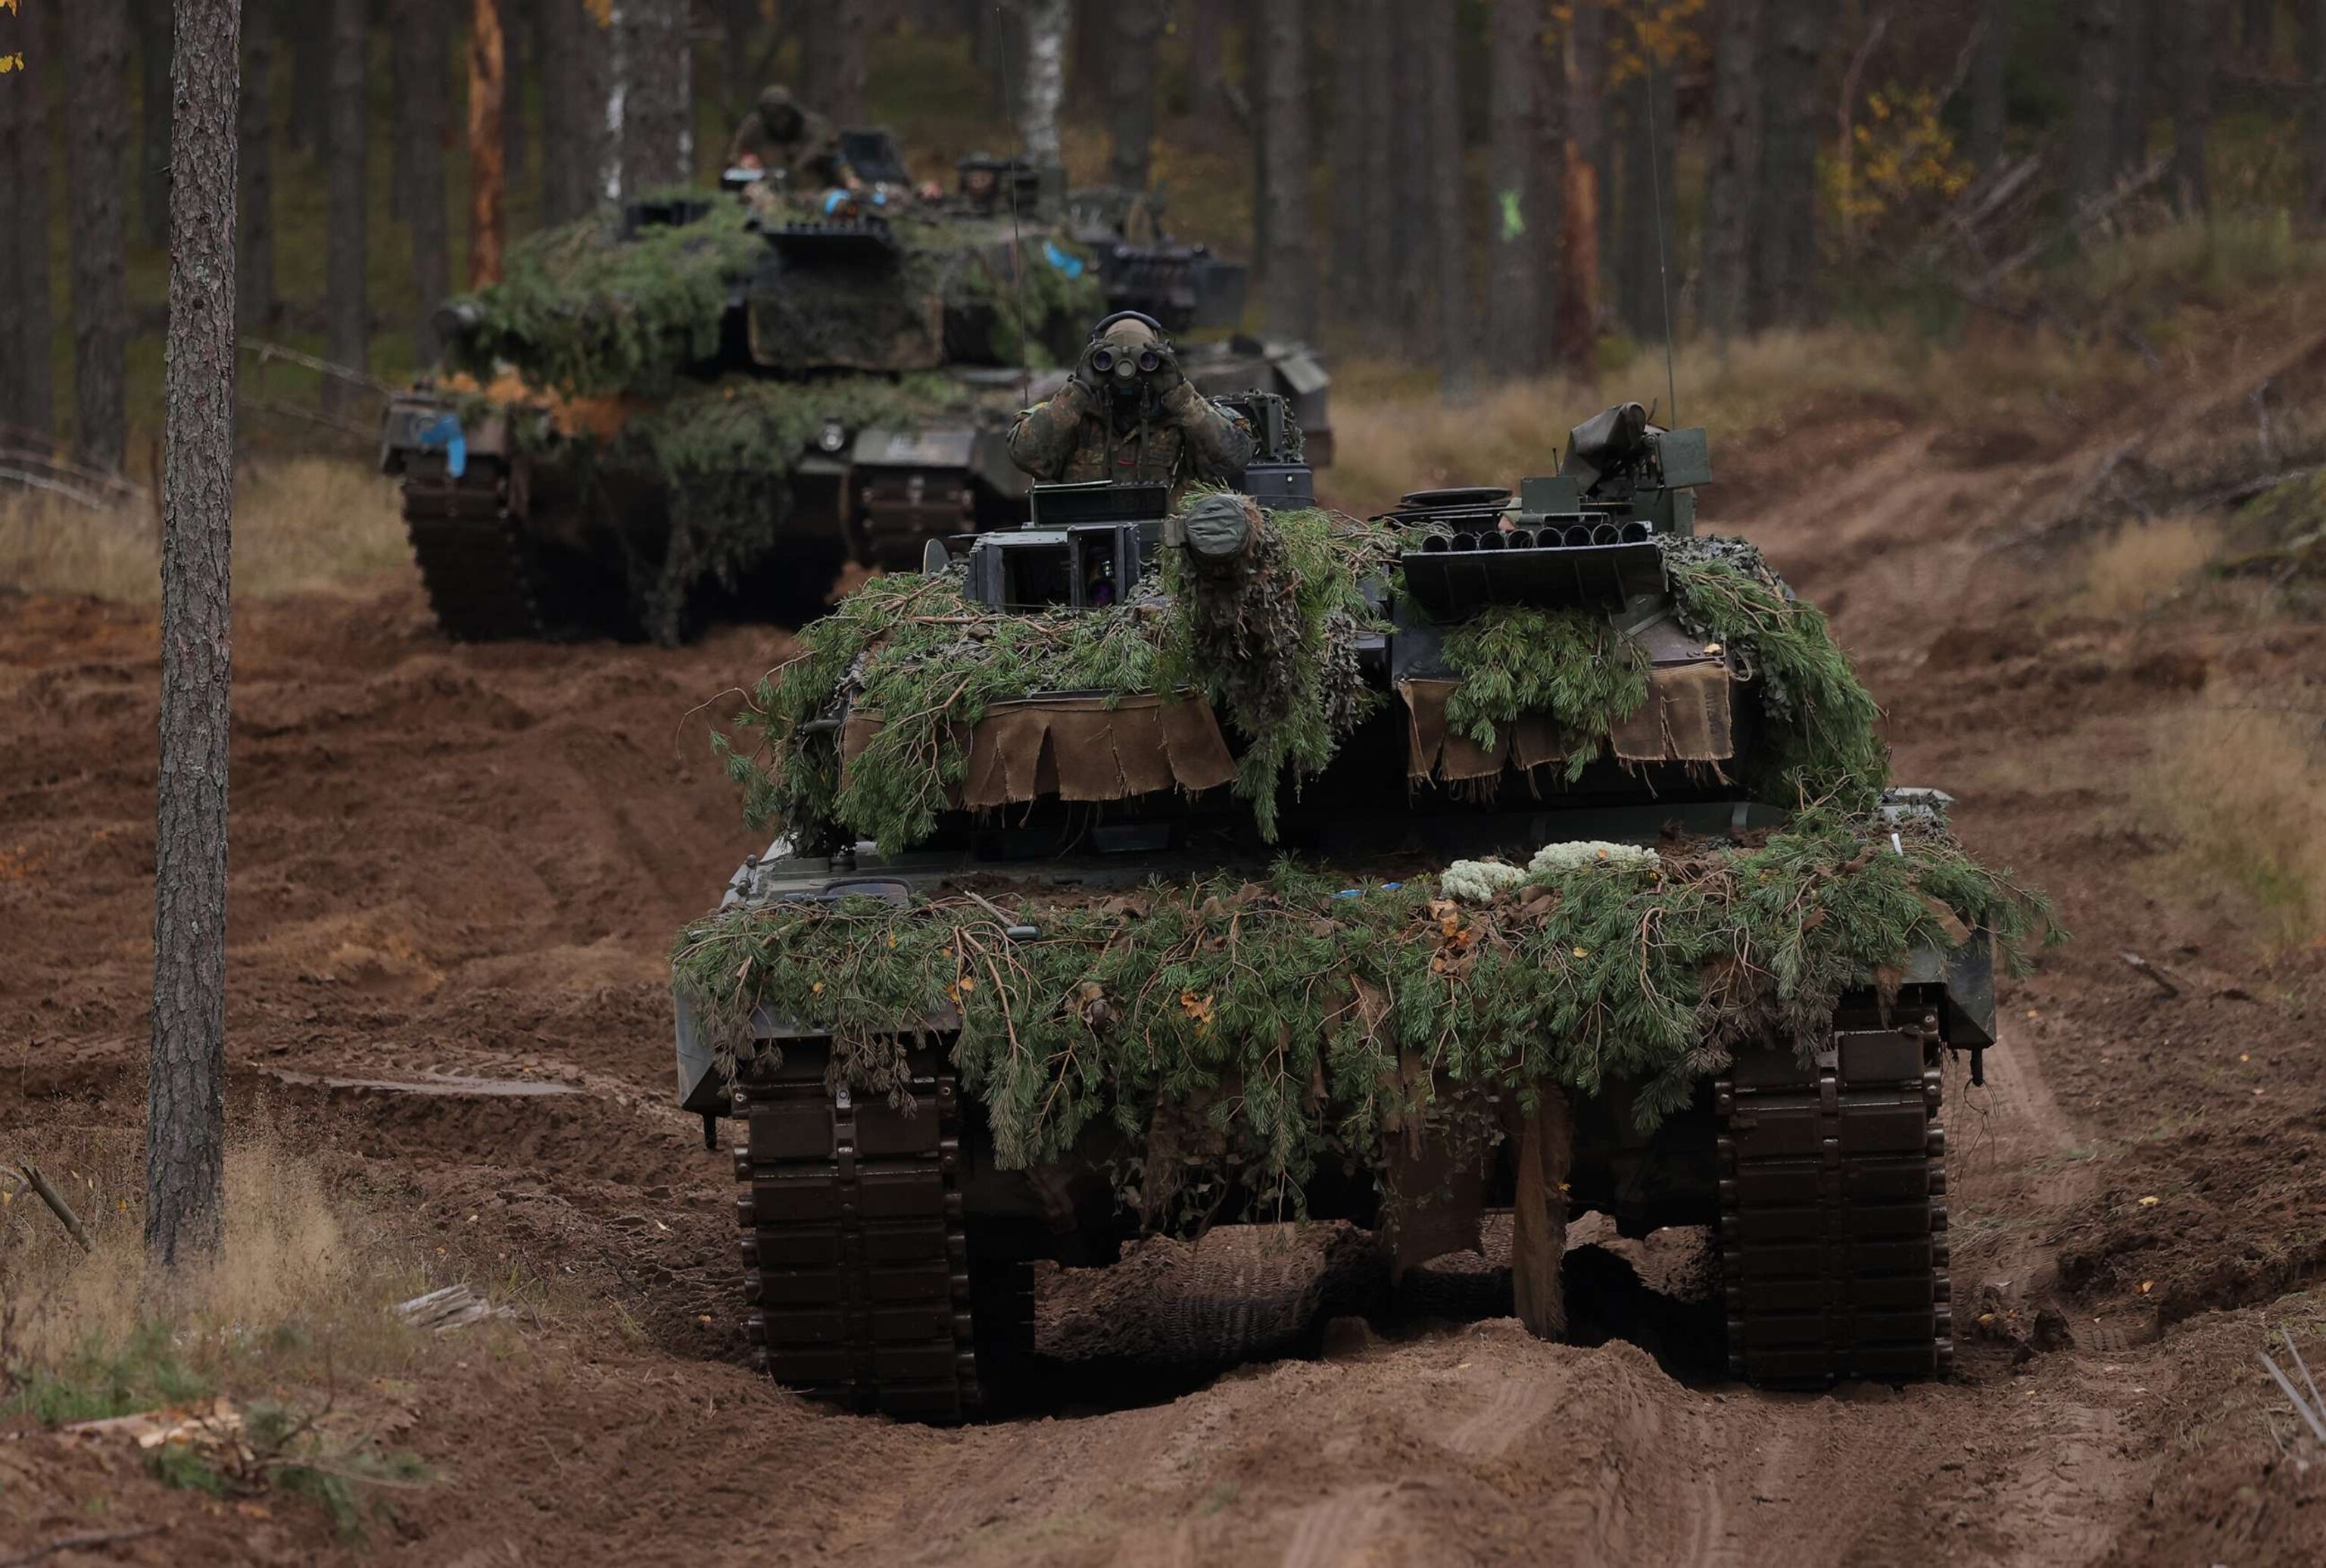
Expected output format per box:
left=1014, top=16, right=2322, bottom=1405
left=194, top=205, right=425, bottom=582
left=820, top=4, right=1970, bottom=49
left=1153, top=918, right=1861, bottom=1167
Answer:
left=378, top=139, right=1331, bottom=644
left=668, top=402, right=2052, bottom=1417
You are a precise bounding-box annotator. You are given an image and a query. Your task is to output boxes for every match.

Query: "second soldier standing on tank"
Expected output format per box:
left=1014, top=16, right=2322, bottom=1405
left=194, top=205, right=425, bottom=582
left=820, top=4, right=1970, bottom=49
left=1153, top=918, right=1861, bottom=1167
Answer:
left=1008, top=312, right=1255, bottom=504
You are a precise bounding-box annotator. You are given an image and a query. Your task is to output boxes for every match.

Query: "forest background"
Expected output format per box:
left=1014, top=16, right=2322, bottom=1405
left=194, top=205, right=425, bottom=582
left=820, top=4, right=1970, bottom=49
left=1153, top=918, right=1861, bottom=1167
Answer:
left=2, top=0, right=2324, bottom=475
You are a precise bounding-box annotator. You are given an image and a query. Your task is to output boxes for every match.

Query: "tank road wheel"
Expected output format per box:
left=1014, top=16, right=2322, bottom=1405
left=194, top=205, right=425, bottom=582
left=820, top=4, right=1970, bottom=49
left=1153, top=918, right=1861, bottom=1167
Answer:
left=1715, top=1007, right=1952, bottom=1385
left=399, top=455, right=548, bottom=641
left=731, top=1039, right=1016, bottom=1420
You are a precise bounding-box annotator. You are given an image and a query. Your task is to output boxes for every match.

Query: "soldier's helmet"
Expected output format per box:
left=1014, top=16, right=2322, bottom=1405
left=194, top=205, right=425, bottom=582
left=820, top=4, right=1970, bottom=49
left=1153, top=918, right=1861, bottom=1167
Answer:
left=756, top=85, right=804, bottom=139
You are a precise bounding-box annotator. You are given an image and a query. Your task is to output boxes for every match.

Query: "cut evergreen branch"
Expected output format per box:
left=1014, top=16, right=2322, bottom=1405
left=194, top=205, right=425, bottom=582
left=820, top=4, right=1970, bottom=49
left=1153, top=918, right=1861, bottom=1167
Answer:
left=673, top=813, right=2056, bottom=1210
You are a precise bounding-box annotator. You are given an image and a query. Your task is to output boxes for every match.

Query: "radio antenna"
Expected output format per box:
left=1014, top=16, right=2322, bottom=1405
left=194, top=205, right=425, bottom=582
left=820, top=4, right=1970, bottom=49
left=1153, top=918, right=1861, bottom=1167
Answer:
left=1645, top=72, right=1679, bottom=429
left=998, top=3, right=1034, bottom=407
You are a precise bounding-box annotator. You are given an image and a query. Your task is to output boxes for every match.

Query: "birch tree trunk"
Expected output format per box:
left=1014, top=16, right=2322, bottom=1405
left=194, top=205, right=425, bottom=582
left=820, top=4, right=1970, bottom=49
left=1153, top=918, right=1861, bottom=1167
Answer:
left=149, top=0, right=239, bottom=1272
left=1700, top=0, right=1760, bottom=338
left=472, top=0, right=508, bottom=283
left=617, top=0, right=694, bottom=196
left=1554, top=0, right=1604, bottom=376
left=1258, top=0, right=1314, bottom=339
left=69, top=0, right=132, bottom=472
left=323, top=0, right=368, bottom=413
left=1021, top=0, right=1069, bottom=172
left=1485, top=0, right=1542, bottom=380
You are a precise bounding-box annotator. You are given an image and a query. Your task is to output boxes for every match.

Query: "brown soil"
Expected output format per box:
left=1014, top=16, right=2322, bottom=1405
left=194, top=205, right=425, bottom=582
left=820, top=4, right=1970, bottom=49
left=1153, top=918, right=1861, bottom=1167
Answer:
left=6, top=325, right=2326, bottom=1563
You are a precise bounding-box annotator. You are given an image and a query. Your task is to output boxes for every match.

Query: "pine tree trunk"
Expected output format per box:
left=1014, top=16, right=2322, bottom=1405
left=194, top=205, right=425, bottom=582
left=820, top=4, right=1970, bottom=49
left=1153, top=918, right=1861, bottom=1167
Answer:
left=1021, top=0, right=1069, bottom=170
left=0, top=20, right=19, bottom=432
left=2305, top=2, right=2326, bottom=220
left=238, top=0, right=276, bottom=338
left=803, top=0, right=867, bottom=128
left=324, top=0, right=368, bottom=411
left=1359, top=0, right=1395, bottom=323
left=410, top=0, right=452, bottom=355
left=1968, top=0, right=2006, bottom=172
left=1529, top=18, right=1562, bottom=364
left=1185, top=0, right=1230, bottom=129
left=291, top=0, right=329, bottom=154
left=538, top=0, right=572, bottom=219
left=2243, top=0, right=2278, bottom=63
left=718, top=0, right=756, bottom=119
left=472, top=0, right=508, bottom=282
left=137, top=0, right=174, bottom=249
left=1328, top=0, right=1380, bottom=326
left=150, top=0, right=239, bottom=1273
left=2113, top=0, right=2152, bottom=177
left=1750, top=0, right=1818, bottom=329
left=1387, top=1, right=1436, bottom=356
left=1423, top=0, right=1470, bottom=397
left=1484, top=0, right=1541, bottom=380
left=1554, top=0, right=1603, bottom=375
left=14, top=0, right=55, bottom=441
left=1257, top=0, right=1314, bottom=338
left=1701, top=0, right=1760, bottom=339
left=2068, top=0, right=2122, bottom=214
left=1106, top=0, right=1165, bottom=192
left=503, top=0, right=530, bottom=195
left=618, top=0, right=693, bottom=195
left=68, top=0, right=132, bottom=472
left=2172, top=0, right=2218, bottom=216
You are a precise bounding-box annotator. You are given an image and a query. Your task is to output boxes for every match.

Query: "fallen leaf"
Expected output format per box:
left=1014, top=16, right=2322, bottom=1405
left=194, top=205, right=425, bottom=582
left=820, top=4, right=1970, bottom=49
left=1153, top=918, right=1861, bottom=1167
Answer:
left=2137, top=1195, right=2159, bottom=1207
left=2136, top=1280, right=2153, bottom=1295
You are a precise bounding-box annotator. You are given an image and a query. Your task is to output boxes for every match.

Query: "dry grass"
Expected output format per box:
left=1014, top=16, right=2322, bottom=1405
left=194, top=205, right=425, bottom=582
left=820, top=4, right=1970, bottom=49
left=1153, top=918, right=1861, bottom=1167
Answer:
left=2076, top=514, right=2222, bottom=619
left=2140, top=700, right=2326, bottom=951
left=1, top=1132, right=429, bottom=1423
left=0, top=458, right=410, bottom=604
left=1318, top=325, right=2131, bottom=516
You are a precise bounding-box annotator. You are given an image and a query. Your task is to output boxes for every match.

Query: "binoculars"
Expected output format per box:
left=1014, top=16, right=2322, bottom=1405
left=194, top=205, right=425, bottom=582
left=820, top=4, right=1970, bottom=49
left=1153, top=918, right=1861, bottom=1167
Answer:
left=1089, top=344, right=1165, bottom=379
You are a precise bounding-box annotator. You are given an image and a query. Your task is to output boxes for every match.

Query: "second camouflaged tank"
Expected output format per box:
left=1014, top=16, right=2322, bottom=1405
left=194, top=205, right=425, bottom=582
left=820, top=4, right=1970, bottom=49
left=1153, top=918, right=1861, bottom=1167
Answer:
left=669, top=402, right=2053, bottom=1417
left=380, top=142, right=1330, bottom=644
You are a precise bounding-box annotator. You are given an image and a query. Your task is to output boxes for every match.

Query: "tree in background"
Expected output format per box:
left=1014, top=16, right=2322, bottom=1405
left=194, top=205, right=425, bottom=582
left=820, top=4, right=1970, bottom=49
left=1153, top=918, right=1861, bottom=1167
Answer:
left=1751, top=0, right=1819, bottom=329
left=472, top=0, right=507, bottom=288
left=614, top=0, right=693, bottom=198
left=803, top=0, right=868, bottom=129
left=1258, top=0, right=1314, bottom=339
left=1021, top=0, right=1068, bottom=170
left=2172, top=0, right=2220, bottom=217
left=1422, top=0, right=1470, bottom=395
left=2068, top=0, right=2122, bottom=213
left=402, top=0, right=453, bottom=351
left=1484, top=0, right=1543, bottom=381
left=1106, top=0, right=1167, bottom=193
left=1700, top=0, right=1760, bottom=338
left=3, top=0, right=56, bottom=443
left=1967, top=0, right=2006, bottom=173
left=134, top=0, right=173, bottom=251
left=236, top=0, right=276, bottom=338
left=1554, top=0, right=1604, bottom=376
left=324, top=0, right=368, bottom=409
left=149, top=0, right=240, bottom=1271
left=68, top=0, right=131, bottom=472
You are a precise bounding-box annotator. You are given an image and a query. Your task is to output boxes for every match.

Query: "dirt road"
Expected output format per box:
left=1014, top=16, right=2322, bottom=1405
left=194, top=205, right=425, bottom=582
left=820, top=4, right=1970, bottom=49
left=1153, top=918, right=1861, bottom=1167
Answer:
left=5, top=355, right=2324, bottom=1563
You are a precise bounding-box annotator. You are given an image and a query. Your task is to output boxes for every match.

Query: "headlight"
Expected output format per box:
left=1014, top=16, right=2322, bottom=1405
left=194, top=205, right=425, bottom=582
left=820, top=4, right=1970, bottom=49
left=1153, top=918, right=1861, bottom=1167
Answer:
left=817, top=419, right=849, bottom=454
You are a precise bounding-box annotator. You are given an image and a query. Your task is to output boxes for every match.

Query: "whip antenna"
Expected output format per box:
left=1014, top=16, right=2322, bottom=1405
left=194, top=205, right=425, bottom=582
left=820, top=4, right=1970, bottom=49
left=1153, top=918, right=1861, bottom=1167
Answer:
left=1645, top=73, right=1679, bottom=428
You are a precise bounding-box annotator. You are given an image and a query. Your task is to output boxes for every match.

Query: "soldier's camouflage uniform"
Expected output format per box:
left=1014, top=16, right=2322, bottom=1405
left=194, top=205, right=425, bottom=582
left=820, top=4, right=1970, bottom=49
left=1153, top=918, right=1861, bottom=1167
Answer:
left=1006, top=379, right=1255, bottom=503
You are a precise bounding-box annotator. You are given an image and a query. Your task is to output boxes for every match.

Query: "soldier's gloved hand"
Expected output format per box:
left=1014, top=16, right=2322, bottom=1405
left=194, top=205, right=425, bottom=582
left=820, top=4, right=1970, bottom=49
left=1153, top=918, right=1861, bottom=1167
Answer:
left=1144, top=340, right=1186, bottom=397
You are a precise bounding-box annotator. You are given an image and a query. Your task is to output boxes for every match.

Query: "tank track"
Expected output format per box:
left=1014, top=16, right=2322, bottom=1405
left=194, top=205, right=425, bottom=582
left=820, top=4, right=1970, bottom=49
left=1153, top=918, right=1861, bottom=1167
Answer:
left=400, top=458, right=546, bottom=641
left=1716, top=1008, right=1952, bottom=1384
left=732, top=1041, right=1016, bottom=1420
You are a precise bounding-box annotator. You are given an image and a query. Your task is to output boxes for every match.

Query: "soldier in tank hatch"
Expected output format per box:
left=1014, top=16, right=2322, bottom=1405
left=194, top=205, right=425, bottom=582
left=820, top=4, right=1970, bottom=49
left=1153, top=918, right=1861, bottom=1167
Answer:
left=728, top=85, right=843, bottom=189
left=1007, top=312, right=1255, bottom=503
